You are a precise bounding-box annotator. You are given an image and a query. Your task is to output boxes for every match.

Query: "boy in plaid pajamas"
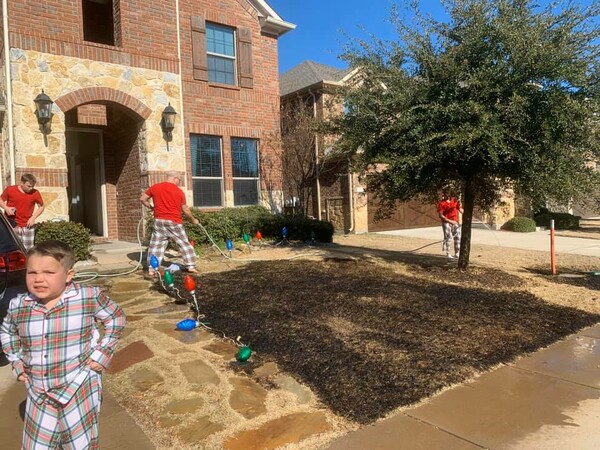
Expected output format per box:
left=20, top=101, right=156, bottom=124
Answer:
left=0, top=240, right=126, bottom=449
left=140, top=171, right=200, bottom=276
left=437, top=189, right=464, bottom=259
left=0, top=173, right=45, bottom=251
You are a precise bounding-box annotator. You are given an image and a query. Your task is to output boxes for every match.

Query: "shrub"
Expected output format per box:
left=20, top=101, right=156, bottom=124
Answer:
left=145, top=206, right=335, bottom=250
left=35, top=220, right=94, bottom=261
left=533, top=210, right=580, bottom=230
left=501, top=217, right=537, bottom=232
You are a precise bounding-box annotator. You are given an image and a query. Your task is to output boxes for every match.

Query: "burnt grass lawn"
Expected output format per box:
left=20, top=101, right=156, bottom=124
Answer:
left=166, top=259, right=600, bottom=424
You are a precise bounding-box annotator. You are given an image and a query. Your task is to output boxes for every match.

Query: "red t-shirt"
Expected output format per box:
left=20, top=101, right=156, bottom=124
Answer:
left=437, top=197, right=461, bottom=222
left=1, top=185, right=44, bottom=227
left=145, top=182, right=186, bottom=224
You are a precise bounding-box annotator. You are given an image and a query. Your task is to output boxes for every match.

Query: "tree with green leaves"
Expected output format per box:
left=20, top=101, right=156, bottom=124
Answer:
left=333, top=0, right=600, bottom=268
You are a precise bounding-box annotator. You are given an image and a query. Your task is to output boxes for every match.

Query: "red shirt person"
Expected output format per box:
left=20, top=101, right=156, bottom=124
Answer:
left=0, top=174, right=45, bottom=250
left=140, top=171, right=199, bottom=276
left=437, top=191, right=463, bottom=259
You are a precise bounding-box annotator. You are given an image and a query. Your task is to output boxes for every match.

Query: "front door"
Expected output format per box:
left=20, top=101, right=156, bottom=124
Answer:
left=66, top=130, right=106, bottom=236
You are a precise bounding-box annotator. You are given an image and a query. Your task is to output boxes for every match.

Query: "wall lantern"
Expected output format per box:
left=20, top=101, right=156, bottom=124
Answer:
left=34, top=89, right=54, bottom=135
left=161, top=103, right=177, bottom=141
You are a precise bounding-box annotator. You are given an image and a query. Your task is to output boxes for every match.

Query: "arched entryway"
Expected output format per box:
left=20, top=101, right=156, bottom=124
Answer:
left=56, top=88, right=152, bottom=242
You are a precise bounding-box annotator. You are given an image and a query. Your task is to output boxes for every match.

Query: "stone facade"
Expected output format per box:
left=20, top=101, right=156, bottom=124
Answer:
left=0, top=0, right=291, bottom=241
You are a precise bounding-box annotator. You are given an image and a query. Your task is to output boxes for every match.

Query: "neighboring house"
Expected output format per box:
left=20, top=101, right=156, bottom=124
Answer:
left=280, top=60, right=441, bottom=233
left=0, top=0, right=294, bottom=242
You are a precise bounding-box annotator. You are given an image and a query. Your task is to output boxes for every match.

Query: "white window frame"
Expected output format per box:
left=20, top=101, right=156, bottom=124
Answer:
left=206, top=22, right=237, bottom=86
left=190, top=134, right=224, bottom=208
left=231, top=137, right=260, bottom=206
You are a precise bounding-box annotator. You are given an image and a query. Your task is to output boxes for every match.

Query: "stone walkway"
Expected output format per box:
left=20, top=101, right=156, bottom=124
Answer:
left=101, top=274, right=336, bottom=449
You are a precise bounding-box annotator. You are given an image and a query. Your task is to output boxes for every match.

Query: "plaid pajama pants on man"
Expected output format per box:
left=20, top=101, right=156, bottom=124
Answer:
left=22, top=371, right=102, bottom=450
left=441, top=222, right=461, bottom=255
left=147, top=219, right=196, bottom=270
left=15, top=226, right=35, bottom=251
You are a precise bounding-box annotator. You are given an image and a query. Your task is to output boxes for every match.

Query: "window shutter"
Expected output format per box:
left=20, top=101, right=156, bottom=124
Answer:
left=237, top=27, right=253, bottom=89
left=191, top=16, right=208, bottom=81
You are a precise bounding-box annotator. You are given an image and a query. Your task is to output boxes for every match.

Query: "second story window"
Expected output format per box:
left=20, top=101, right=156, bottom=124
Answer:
left=82, top=0, right=120, bottom=46
left=190, top=16, right=254, bottom=88
left=206, top=23, right=236, bottom=85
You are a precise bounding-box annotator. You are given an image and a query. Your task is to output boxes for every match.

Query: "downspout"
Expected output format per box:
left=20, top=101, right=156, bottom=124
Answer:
left=174, top=0, right=186, bottom=184
left=2, top=0, right=15, bottom=186
left=347, top=155, right=354, bottom=232
left=309, top=89, right=321, bottom=220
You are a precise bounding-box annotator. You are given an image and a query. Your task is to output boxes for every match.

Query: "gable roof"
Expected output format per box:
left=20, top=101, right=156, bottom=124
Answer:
left=280, top=61, right=353, bottom=96
left=248, top=0, right=295, bottom=36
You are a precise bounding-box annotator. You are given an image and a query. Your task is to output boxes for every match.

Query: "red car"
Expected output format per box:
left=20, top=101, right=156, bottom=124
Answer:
left=0, top=213, right=28, bottom=356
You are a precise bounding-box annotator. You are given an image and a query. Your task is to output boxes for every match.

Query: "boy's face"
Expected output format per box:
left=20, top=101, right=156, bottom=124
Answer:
left=26, top=254, right=74, bottom=304
left=20, top=180, right=36, bottom=193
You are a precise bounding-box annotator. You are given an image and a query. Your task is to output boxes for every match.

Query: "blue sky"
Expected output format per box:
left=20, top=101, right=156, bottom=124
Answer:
left=268, top=0, right=597, bottom=74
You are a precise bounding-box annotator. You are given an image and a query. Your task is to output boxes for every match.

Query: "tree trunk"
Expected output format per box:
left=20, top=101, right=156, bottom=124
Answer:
left=458, top=178, right=475, bottom=270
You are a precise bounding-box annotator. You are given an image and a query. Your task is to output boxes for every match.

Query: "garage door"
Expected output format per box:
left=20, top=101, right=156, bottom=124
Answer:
left=368, top=195, right=439, bottom=232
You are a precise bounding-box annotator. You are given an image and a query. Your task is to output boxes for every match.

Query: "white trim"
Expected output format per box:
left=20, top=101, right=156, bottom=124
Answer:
left=190, top=134, right=225, bottom=208
left=247, top=0, right=296, bottom=36
left=3, top=0, right=15, bottom=186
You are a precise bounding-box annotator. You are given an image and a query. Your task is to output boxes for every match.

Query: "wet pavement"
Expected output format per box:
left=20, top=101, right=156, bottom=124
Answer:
left=327, top=324, right=600, bottom=450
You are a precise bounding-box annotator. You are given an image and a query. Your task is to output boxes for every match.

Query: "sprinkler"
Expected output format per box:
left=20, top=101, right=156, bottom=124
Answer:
left=176, top=318, right=199, bottom=331
left=164, top=270, right=174, bottom=289
left=184, top=274, right=200, bottom=314
left=255, top=230, right=263, bottom=248
left=243, top=232, right=251, bottom=251
left=236, top=345, right=252, bottom=362
left=226, top=239, right=234, bottom=258
left=150, top=254, right=159, bottom=271
left=275, top=226, right=290, bottom=246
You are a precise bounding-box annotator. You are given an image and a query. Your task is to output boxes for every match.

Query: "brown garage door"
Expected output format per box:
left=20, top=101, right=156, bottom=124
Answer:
left=368, top=194, right=439, bottom=232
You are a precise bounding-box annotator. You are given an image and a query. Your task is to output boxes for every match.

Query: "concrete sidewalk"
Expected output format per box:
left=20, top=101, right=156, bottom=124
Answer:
left=327, top=324, right=600, bottom=450
left=378, top=226, right=600, bottom=257
left=0, top=361, right=155, bottom=449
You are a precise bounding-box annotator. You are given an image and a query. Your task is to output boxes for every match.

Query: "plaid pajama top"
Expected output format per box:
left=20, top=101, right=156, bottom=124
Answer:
left=0, top=283, right=125, bottom=406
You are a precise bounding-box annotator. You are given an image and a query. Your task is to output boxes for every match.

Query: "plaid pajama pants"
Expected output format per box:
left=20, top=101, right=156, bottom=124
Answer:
left=15, top=226, right=35, bottom=251
left=442, top=222, right=461, bottom=255
left=147, top=219, right=196, bottom=270
left=22, top=371, right=102, bottom=450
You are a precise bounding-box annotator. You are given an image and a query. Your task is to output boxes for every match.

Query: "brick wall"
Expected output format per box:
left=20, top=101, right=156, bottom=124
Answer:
left=77, top=104, right=107, bottom=126
left=8, top=0, right=179, bottom=73
left=179, top=0, right=284, bottom=201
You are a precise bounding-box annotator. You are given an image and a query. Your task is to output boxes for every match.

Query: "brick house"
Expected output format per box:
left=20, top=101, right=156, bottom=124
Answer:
left=280, top=60, right=442, bottom=234
left=0, top=0, right=294, bottom=241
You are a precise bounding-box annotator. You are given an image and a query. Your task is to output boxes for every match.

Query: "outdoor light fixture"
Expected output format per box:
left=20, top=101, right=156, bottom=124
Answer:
left=34, top=90, right=54, bottom=135
left=161, top=103, right=177, bottom=141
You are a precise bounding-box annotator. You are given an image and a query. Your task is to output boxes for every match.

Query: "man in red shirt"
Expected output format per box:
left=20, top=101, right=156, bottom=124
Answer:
left=0, top=173, right=45, bottom=250
left=140, top=171, right=200, bottom=276
left=437, top=189, right=463, bottom=259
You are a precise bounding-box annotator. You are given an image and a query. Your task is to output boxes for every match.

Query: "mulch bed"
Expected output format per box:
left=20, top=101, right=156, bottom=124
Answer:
left=162, top=259, right=600, bottom=424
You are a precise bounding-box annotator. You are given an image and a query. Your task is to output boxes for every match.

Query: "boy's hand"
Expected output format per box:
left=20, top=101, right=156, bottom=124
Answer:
left=87, top=360, right=106, bottom=373
left=17, top=373, right=30, bottom=383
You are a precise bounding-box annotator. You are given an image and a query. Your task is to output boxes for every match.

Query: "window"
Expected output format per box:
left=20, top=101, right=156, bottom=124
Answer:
left=82, top=0, right=120, bottom=46
left=190, top=135, right=223, bottom=207
left=206, top=23, right=236, bottom=85
left=231, top=138, right=259, bottom=206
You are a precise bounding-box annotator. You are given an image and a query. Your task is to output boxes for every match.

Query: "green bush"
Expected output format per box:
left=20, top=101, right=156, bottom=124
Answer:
left=145, top=206, right=335, bottom=250
left=35, top=220, right=94, bottom=261
left=533, top=210, right=580, bottom=230
left=501, top=217, right=537, bottom=232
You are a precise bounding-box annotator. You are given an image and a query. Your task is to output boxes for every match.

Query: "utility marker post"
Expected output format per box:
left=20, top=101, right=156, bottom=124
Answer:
left=550, top=219, right=556, bottom=275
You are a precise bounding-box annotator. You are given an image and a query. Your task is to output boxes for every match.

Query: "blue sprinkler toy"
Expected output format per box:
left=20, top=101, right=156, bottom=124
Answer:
left=176, top=318, right=199, bottom=331
left=150, top=254, right=159, bottom=271
left=226, top=239, right=233, bottom=257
